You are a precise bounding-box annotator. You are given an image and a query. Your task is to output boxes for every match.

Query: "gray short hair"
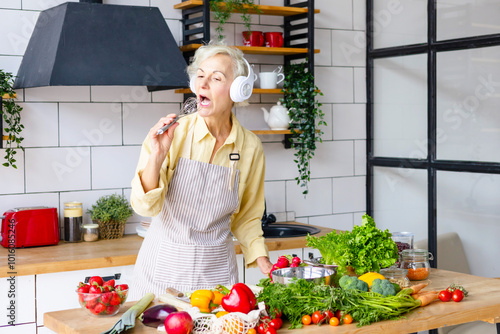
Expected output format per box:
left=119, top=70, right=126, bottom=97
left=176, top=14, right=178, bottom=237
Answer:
left=187, top=41, right=250, bottom=106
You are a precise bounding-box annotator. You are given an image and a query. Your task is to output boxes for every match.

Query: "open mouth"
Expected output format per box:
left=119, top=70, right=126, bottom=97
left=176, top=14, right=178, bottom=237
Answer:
left=199, top=95, right=211, bottom=107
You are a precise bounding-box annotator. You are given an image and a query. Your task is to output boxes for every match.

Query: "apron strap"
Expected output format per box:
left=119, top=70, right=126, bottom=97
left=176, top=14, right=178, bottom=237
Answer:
left=228, top=147, right=239, bottom=191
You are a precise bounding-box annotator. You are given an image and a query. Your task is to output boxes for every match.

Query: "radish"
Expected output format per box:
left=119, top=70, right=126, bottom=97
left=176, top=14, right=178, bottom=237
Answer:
left=164, top=311, right=193, bottom=334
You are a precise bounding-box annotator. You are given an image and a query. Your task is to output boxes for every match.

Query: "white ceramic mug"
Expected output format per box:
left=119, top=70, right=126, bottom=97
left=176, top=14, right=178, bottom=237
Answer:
left=259, top=72, right=285, bottom=89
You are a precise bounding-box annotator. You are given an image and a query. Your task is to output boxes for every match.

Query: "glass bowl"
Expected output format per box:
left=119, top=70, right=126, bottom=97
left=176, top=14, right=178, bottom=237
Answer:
left=272, top=266, right=336, bottom=286
left=76, top=288, right=129, bottom=316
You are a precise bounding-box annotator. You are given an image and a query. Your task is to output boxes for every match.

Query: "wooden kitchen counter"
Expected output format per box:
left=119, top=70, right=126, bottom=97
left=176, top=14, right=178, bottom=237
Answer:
left=0, top=222, right=333, bottom=278
left=44, top=269, right=500, bottom=334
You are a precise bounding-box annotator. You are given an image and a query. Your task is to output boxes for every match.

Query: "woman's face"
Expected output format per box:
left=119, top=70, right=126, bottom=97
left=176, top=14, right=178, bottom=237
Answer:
left=194, top=54, right=235, bottom=119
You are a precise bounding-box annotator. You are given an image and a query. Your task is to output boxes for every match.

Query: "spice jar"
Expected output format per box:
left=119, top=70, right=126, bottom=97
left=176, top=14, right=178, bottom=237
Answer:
left=391, top=231, right=414, bottom=267
left=82, top=224, right=99, bottom=242
left=380, top=268, right=411, bottom=288
left=64, top=202, right=83, bottom=242
left=400, top=249, right=434, bottom=281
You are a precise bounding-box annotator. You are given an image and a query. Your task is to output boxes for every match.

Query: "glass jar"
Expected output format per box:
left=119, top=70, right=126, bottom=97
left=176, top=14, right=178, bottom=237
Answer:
left=380, top=268, right=411, bottom=288
left=82, top=223, right=99, bottom=242
left=400, top=249, right=434, bottom=281
left=64, top=202, right=83, bottom=242
left=391, top=231, right=414, bottom=267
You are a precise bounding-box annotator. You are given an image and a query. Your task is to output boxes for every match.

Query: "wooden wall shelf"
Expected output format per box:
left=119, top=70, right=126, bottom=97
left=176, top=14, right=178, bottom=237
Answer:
left=180, top=44, right=319, bottom=56
left=252, top=129, right=291, bottom=135
left=174, top=0, right=320, bottom=16
left=174, top=88, right=283, bottom=94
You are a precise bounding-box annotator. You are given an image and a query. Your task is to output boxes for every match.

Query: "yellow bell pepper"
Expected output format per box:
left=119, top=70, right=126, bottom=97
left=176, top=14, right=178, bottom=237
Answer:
left=358, top=272, right=386, bottom=287
left=191, top=289, right=215, bottom=300
left=190, top=294, right=212, bottom=313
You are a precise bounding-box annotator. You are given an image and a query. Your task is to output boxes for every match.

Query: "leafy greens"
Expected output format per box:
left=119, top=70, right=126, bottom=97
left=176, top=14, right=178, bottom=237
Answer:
left=306, top=214, right=399, bottom=276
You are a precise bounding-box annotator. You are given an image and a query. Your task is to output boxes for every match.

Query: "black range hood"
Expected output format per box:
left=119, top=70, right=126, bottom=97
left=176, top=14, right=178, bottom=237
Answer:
left=14, top=0, right=188, bottom=91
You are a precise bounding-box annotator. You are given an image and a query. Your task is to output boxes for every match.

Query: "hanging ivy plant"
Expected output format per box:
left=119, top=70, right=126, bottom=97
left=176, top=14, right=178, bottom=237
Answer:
left=0, top=70, right=24, bottom=169
left=281, top=61, right=325, bottom=195
left=210, top=0, right=260, bottom=41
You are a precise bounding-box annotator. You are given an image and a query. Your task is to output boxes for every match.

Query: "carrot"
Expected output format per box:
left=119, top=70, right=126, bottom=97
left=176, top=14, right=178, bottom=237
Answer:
left=409, top=282, right=429, bottom=294
left=415, top=292, right=439, bottom=307
left=411, top=291, right=437, bottom=300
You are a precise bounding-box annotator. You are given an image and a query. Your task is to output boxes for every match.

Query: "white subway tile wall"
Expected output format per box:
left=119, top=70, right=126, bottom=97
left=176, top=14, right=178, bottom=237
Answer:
left=0, top=0, right=367, bottom=278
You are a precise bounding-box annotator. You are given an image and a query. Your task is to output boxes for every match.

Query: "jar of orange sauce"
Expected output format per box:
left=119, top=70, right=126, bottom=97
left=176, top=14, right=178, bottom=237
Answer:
left=400, top=249, right=434, bottom=281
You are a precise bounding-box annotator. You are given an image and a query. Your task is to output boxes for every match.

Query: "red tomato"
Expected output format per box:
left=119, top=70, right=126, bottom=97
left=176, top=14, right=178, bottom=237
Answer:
left=439, top=290, right=452, bottom=302
left=452, top=289, right=465, bottom=302
left=265, top=328, right=277, bottom=334
left=311, top=310, right=324, bottom=325
left=323, top=310, right=334, bottom=321
left=269, top=318, right=282, bottom=330
left=258, top=323, right=267, bottom=334
left=335, top=310, right=342, bottom=319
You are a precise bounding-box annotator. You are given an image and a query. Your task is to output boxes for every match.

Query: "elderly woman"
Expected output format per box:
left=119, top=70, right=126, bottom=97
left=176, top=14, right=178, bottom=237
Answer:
left=130, top=43, right=273, bottom=296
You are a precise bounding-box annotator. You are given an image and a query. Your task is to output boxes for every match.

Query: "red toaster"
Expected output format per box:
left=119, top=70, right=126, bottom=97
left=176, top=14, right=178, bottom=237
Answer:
left=1, top=207, right=60, bottom=248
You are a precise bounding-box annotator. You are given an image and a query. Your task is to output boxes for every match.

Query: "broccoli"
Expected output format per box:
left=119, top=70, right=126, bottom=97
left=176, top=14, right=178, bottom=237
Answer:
left=338, top=275, right=369, bottom=292
left=371, top=278, right=397, bottom=296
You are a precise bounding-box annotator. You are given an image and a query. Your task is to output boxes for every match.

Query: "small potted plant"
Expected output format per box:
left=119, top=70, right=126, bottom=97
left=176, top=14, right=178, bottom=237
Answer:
left=210, top=0, right=259, bottom=41
left=87, top=194, right=133, bottom=239
left=1, top=69, right=24, bottom=169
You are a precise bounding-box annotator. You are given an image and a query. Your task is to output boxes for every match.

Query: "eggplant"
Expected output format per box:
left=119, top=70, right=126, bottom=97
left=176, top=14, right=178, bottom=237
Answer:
left=139, top=304, right=178, bottom=328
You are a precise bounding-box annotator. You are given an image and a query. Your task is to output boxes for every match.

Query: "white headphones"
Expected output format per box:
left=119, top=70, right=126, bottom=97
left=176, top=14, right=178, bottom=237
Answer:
left=190, top=58, right=254, bottom=103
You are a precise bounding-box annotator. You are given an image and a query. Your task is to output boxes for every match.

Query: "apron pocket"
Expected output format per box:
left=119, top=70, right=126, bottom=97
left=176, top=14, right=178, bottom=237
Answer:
left=153, top=241, right=238, bottom=289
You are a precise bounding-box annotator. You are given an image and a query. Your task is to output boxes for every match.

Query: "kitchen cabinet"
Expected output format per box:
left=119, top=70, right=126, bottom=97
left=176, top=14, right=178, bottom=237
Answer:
left=0, top=275, right=35, bottom=326
left=173, top=0, right=319, bottom=140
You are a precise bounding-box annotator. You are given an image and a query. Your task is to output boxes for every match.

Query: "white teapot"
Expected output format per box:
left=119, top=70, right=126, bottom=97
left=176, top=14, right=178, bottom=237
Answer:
left=261, top=101, right=290, bottom=130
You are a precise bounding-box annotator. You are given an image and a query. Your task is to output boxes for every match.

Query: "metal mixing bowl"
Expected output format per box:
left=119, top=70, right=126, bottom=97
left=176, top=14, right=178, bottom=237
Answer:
left=271, top=266, right=336, bottom=286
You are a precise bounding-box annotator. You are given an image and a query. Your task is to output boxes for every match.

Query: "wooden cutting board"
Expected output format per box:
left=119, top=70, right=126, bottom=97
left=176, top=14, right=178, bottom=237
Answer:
left=44, top=301, right=159, bottom=334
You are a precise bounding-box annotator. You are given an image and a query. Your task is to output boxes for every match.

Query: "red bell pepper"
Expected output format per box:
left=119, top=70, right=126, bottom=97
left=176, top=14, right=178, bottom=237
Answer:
left=217, top=283, right=257, bottom=314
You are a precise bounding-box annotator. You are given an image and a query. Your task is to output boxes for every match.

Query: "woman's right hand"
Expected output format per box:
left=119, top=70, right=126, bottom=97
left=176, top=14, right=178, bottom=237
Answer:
left=149, top=114, right=180, bottom=161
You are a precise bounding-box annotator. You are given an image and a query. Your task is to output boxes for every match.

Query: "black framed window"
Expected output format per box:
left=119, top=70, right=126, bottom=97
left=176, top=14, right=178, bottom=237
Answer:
left=367, top=0, right=500, bottom=277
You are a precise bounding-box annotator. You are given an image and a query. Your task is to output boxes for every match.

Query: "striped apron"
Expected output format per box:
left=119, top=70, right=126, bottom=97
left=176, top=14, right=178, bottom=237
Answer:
left=131, top=126, right=240, bottom=298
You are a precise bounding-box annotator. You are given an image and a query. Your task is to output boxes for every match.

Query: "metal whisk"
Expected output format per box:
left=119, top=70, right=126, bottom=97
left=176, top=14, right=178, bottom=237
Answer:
left=156, top=97, right=198, bottom=135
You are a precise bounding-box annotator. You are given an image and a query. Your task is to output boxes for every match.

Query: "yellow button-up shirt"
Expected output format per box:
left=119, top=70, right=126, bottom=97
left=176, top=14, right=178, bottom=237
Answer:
left=131, top=112, right=268, bottom=268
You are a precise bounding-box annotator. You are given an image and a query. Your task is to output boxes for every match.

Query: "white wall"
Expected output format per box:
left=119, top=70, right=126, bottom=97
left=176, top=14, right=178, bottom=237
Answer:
left=0, top=0, right=367, bottom=235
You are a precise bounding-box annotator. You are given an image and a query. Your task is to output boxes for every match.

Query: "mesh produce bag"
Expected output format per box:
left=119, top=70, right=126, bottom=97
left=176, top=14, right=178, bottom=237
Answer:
left=189, top=306, right=262, bottom=334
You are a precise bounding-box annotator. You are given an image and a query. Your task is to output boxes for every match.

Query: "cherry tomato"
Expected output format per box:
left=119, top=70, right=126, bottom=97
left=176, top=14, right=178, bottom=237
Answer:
left=269, top=318, right=282, bottom=330
left=335, top=310, right=342, bottom=319
left=258, top=323, right=267, bottom=334
left=265, top=328, right=277, bottom=334
left=439, top=290, right=452, bottom=302
left=342, top=314, right=353, bottom=324
left=312, top=310, right=325, bottom=325
left=323, top=310, right=334, bottom=321
left=329, top=317, right=340, bottom=326
left=301, top=314, right=312, bottom=326
left=452, top=289, right=465, bottom=302
left=248, top=329, right=257, bottom=334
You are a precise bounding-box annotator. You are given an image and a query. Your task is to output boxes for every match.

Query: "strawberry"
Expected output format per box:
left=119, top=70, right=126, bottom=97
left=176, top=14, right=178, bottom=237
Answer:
left=106, top=305, right=118, bottom=315
left=115, top=284, right=129, bottom=291
left=103, top=285, right=114, bottom=292
left=100, top=292, right=112, bottom=305
left=85, top=295, right=99, bottom=309
left=103, top=279, right=115, bottom=289
left=89, top=276, right=104, bottom=286
left=93, top=302, right=106, bottom=315
left=77, top=284, right=90, bottom=294
left=89, top=285, right=103, bottom=294
left=110, top=291, right=121, bottom=306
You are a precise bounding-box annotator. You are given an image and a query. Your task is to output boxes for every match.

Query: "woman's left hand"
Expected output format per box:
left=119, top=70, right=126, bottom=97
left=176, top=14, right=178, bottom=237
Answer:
left=256, top=256, right=274, bottom=275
